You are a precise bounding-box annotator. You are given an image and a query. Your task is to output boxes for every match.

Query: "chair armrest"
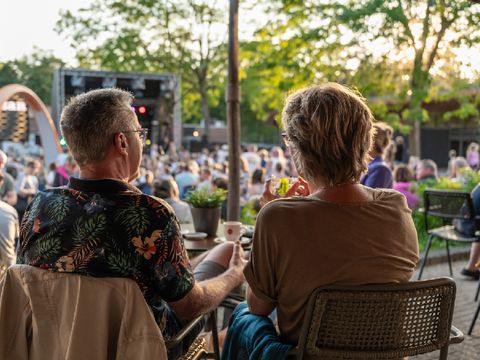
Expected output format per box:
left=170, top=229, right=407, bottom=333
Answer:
left=165, top=314, right=205, bottom=350
left=449, top=325, right=464, bottom=345
left=221, top=295, right=243, bottom=310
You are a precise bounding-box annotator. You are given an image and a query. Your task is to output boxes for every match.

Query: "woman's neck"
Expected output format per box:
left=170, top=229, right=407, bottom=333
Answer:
left=309, top=181, right=373, bottom=203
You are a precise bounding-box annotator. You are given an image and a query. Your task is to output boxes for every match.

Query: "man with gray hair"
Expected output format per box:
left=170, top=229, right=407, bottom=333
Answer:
left=16, top=88, right=246, bottom=357
left=0, top=150, right=17, bottom=206
left=0, top=172, right=19, bottom=278
left=415, top=159, right=438, bottom=183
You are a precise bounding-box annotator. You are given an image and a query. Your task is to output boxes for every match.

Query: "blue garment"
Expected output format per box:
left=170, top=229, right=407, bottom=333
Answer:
left=361, top=156, right=393, bottom=189
left=454, top=184, right=480, bottom=236
left=221, top=302, right=292, bottom=360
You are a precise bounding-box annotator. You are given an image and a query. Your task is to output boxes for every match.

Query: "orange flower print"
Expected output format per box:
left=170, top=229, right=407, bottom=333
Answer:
left=56, top=256, right=75, bottom=272
left=132, top=230, right=161, bottom=260
left=33, top=218, right=41, bottom=234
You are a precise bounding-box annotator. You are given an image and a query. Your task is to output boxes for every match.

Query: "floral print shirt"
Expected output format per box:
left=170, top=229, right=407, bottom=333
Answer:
left=16, top=177, right=195, bottom=340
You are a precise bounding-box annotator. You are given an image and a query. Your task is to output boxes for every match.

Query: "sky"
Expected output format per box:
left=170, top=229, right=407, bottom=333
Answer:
left=1, top=1, right=478, bottom=77
left=0, top=0, right=92, bottom=64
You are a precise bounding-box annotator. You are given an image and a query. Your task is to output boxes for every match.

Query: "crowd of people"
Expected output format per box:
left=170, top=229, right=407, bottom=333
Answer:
left=1, top=84, right=480, bottom=358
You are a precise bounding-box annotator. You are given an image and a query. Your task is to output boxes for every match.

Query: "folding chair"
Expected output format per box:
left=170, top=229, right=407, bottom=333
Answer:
left=289, top=278, right=463, bottom=360
left=417, top=189, right=480, bottom=280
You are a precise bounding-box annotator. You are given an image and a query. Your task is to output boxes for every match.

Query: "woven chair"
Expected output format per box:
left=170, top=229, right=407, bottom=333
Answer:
left=417, top=189, right=480, bottom=280
left=166, top=311, right=220, bottom=360
left=289, top=278, right=463, bottom=360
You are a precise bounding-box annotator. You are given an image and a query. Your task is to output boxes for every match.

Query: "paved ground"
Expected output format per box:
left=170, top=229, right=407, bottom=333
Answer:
left=413, top=260, right=480, bottom=359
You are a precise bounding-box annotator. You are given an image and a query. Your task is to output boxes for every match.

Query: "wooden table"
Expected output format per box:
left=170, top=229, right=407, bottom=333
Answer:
left=181, top=223, right=224, bottom=253
left=181, top=223, right=252, bottom=254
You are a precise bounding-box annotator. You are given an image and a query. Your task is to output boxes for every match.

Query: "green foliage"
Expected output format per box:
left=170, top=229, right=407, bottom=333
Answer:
left=114, top=205, right=150, bottom=237
left=45, top=195, right=70, bottom=223
left=411, top=173, right=480, bottom=250
left=240, top=201, right=257, bottom=226
left=56, top=0, right=228, bottom=126
left=35, top=227, right=62, bottom=260
left=186, top=188, right=227, bottom=208
left=72, top=213, right=108, bottom=243
left=0, top=49, right=64, bottom=104
left=106, top=251, right=138, bottom=276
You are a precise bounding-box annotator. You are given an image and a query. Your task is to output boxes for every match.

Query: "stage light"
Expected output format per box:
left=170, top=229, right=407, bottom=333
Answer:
left=139, top=106, right=147, bottom=114
left=193, top=130, right=199, bottom=137
left=145, top=139, right=151, bottom=146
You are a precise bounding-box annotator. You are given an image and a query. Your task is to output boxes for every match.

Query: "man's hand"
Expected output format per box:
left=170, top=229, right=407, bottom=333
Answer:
left=227, top=241, right=247, bottom=285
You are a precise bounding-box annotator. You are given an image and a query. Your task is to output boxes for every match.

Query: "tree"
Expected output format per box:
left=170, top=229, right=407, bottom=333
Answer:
left=345, top=0, right=480, bottom=155
left=239, top=1, right=347, bottom=128
left=57, top=0, right=228, bottom=144
left=270, top=0, right=480, bottom=155
left=0, top=49, right=64, bottom=104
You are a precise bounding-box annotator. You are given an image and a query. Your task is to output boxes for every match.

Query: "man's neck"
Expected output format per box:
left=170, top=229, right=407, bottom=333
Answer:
left=79, top=160, right=130, bottom=183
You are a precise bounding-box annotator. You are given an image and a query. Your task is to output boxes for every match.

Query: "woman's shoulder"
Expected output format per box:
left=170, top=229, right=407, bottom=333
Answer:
left=257, top=197, right=315, bottom=217
left=369, top=187, right=409, bottom=204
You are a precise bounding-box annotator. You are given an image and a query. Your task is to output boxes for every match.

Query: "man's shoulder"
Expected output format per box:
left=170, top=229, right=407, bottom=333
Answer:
left=0, top=200, right=18, bottom=219
left=1, top=172, right=14, bottom=189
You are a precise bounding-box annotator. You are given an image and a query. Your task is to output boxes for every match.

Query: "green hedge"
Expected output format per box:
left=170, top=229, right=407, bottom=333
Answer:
left=241, top=170, right=480, bottom=252
left=413, top=170, right=480, bottom=251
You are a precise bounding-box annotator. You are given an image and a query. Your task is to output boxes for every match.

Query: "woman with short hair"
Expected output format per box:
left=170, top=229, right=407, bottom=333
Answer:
left=360, top=122, right=394, bottom=188
left=243, top=83, right=419, bottom=345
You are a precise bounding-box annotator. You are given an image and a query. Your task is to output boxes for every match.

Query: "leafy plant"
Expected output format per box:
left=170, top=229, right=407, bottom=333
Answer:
left=277, top=178, right=290, bottom=196
left=412, top=173, right=480, bottom=251
left=185, top=188, right=227, bottom=208
left=241, top=201, right=257, bottom=226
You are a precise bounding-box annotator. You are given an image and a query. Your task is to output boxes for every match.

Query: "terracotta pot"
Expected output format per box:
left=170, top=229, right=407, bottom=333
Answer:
left=190, top=206, right=221, bottom=236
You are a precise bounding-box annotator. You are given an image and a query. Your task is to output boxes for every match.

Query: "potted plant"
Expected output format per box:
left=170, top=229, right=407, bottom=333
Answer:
left=186, top=188, right=227, bottom=236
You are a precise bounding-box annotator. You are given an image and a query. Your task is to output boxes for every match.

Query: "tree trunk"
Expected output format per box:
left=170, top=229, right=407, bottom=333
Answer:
left=199, top=80, right=211, bottom=146
left=408, top=65, right=430, bottom=158
left=227, top=0, right=241, bottom=221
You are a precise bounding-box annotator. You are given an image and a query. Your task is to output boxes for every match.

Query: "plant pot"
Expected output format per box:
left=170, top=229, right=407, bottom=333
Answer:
left=190, top=206, right=221, bottom=237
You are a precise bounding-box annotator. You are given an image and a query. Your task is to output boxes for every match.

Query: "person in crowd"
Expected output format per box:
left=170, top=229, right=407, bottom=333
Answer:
left=360, top=122, right=394, bottom=188
left=0, top=173, right=19, bottom=278
left=466, top=142, right=479, bottom=170
left=415, top=159, right=438, bottom=184
left=394, top=136, right=406, bottom=164
left=250, top=169, right=266, bottom=197
left=384, top=141, right=397, bottom=169
left=15, top=160, right=39, bottom=222
left=175, top=161, right=199, bottom=199
left=241, top=145, right=261, bottom=174
left=52, top=154, right=78, bottom=187
left=213, top=176, right=228, bottom=220
left=454, top=183, right=480, bottom=280
left=46, top=162, right=57, bottom=188
left=137, top=169, right=155, bottom=195
left=16, top=88, right=246, bottom=358
left=393, top=165, right=419, bottom=209
left=266, top=146, right=287, bottom=178
left=154, top=177, right=193, bottom=224
left=258, top=149, right=269, bottom=169
left=0, top=150, right=17, bottom=206
left=447, top=149, right=457, bottom=177
left=240, top=157, right=251, bottom=203
left=449, top=157, right=469, bottom=183
left=197, top=167, right=213, bottom=191
left=237, top=83, right=418, bottom=348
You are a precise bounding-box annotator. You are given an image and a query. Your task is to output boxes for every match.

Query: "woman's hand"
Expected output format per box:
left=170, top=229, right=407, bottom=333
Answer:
left=260, top=177, right=310, bottom=207
left=285, top=177, right=310, bottom=197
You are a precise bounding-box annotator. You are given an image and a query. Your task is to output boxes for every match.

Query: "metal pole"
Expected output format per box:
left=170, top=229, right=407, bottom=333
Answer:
left=227, top=0, right=241, bottom=221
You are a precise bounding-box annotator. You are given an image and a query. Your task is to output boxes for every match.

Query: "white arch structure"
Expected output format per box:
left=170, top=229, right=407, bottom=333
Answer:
left=0, top=84, right=62, bottom=167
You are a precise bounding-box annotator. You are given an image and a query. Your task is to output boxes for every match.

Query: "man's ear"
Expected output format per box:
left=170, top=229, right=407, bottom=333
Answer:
left=113, top=132, right=128, bottom=154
